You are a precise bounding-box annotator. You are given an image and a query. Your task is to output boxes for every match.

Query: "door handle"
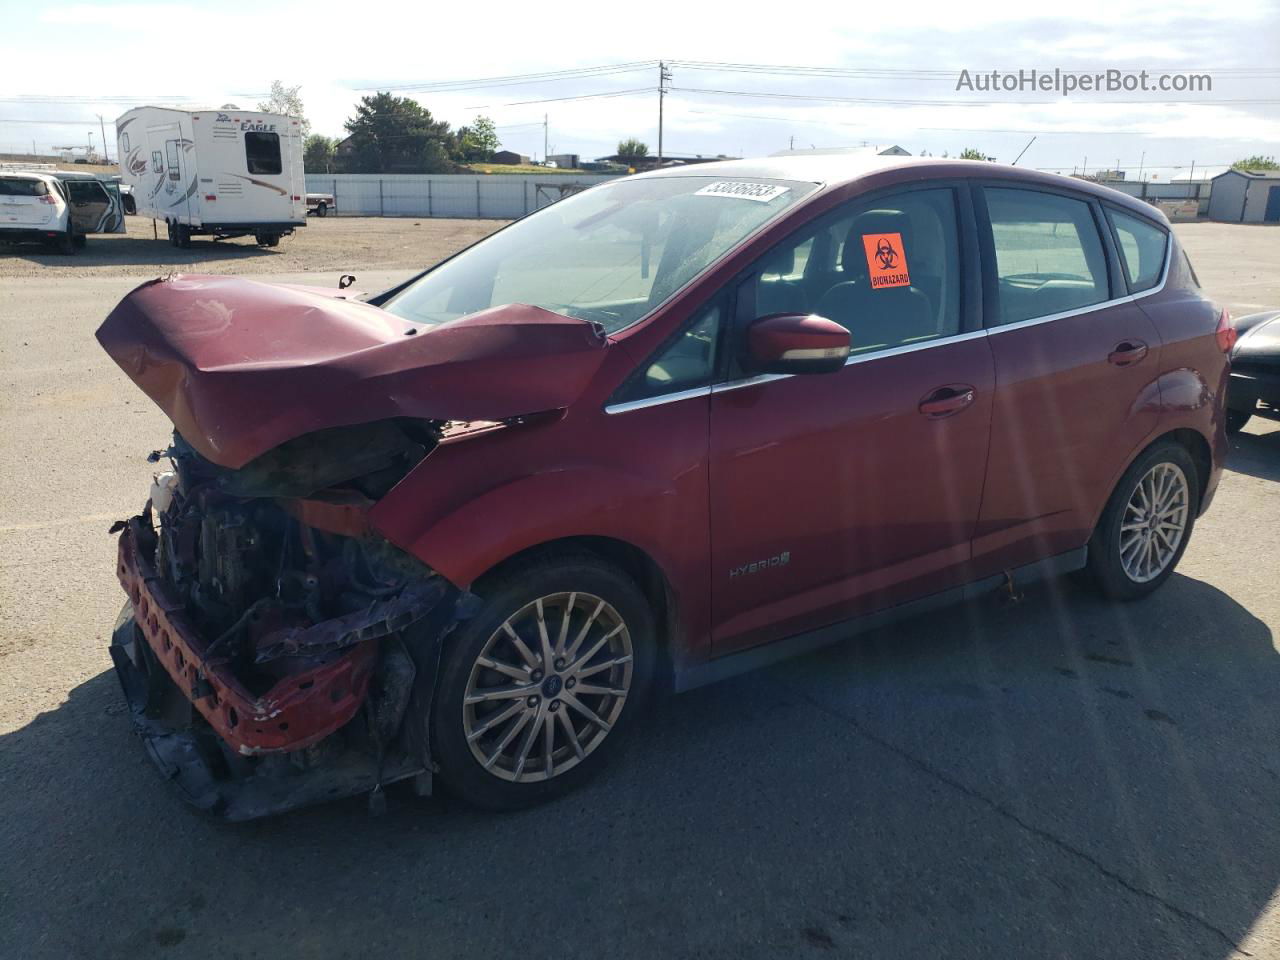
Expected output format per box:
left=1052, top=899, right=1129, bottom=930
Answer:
left=919, top=384, right=976, bottom=419
left=1108, top=340, right=1149, bottom=366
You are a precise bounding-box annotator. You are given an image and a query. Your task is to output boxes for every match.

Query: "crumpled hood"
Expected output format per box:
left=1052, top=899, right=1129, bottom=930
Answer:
left=96, top=274, right=610, bottom=468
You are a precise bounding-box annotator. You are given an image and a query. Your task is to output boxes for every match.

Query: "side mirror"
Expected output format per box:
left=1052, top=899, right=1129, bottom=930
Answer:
left=746, top=313, right=850, bottom=375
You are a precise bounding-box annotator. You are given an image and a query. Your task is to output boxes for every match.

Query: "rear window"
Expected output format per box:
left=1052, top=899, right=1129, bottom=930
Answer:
left=245, top=132, right=282, bottom=175
left=0, top=178, right=48, bottom=197
left=985, top=188, right=1109, bottom=325
left=1108, top=208, right=1168, bottom=293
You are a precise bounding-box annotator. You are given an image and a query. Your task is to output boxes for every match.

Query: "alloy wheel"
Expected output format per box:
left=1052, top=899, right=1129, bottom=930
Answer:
left=1119, top=461, right=1189, bottom=583
left=462, top=592, right=634, bottom=783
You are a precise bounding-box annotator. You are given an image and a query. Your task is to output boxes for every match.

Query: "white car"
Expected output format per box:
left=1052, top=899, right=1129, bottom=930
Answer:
left=0, top=171, right=77, bottom=253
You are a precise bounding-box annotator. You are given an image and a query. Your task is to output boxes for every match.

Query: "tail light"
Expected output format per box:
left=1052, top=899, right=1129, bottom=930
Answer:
left=1215, top=308, right=1236, bottom=353
left=39, top=194, right=57, bottom=205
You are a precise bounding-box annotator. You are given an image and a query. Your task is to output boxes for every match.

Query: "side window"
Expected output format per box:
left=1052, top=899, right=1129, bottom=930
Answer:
left=121, top=132, right=130, bottom=153
left=245, top=132, right=282, bottom=175
left=151, top=150, right=163, bottom=174
left=1107, top=207, right=1168, bottom=293
left=741, top=187, right=962, bottom=357
left=985, top=188, right=1109, bottom=325
left=165, top=140, right=181, bottom=181
left=613, top=303, right=721, bottom=403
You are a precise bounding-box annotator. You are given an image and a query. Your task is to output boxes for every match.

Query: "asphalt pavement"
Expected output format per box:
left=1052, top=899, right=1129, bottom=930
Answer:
left=1, top=225, right=1278, bottom=960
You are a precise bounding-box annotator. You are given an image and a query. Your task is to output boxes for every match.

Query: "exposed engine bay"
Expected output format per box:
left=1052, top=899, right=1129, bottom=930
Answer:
left=109, top=420, right=476, bottom=820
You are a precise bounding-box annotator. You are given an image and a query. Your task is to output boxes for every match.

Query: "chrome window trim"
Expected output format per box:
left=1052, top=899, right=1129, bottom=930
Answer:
left=605, top=225, right=1173, bottom=412
left=604, top=385, right=713, bottom=415
left=985, top=221, right=1172, bottom=336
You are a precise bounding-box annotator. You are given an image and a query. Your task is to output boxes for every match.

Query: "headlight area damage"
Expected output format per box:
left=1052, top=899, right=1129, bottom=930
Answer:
left=97, top=275, right=613, bottom=819
left=111, top=425, right=473, bottom=821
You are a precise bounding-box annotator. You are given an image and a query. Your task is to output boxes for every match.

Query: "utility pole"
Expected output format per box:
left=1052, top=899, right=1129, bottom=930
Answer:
left=1137, top=151, right=1145, bottom=182
left=789, top=135, right=795, bottom=151
left=543, top=114, right=548, bottom=164
left=657, top=61, right=672, bottom=164
left=97, top=114, right=109, bottom=163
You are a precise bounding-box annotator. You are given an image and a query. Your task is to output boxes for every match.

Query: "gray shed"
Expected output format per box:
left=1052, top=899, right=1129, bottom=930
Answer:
left=1207, top=169, right=1280, bottom=223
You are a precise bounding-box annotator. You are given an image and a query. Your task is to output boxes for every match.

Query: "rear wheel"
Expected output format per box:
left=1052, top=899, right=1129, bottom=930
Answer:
left=255, top=232, right=280, bottom=247
left=316, top=202, right=328, bottom=217
left=1226, top=408, right=1252, bottom=434
left=1085, top=441, right=1199, bottom=600
left=174, top=223, right=191, bottom=249
left=431, top=553, right=655, bottom=810
left=54, top=223, right=75, bottom=255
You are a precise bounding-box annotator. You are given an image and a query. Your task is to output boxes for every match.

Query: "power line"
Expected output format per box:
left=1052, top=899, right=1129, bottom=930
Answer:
left=676, top=106, right=1153, bottom=135
left=673, top=85, right=1280, bottom=106
left=359, top=61, right=658, bottom=93
left=465, top=87, right=655, bottom=109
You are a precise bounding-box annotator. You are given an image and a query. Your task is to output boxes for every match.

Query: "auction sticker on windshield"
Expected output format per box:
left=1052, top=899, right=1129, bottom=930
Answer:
left=694, top=181, right=791, bottom=203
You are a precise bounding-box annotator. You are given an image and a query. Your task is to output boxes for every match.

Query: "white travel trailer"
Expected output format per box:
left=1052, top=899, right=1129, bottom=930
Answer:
left=115, top=106, right=305, bottom=247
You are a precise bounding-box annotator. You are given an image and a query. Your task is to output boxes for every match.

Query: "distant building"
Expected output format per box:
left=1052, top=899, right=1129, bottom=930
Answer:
left=770, top=145, right=911, bottom=158
left=1207, top=168, right=1280, bottom=223
left=547, top=153, right=580, bottom=169
left=492, top=150, right=530, bottom=165
left=593, top=152, right=738, bottom=171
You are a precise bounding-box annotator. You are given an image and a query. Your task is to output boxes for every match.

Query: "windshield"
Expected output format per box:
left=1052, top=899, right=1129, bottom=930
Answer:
left=382, top=176, right=816, bottom=334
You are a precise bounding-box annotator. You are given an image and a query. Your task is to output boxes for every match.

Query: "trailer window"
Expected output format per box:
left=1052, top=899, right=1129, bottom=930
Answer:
left=121, top=132, right=130, bottom=153
left=166, top=140, right=181, bottom=181
left=151, top=151, right=163, bottom=173
left=245, top=132, right=282, bottom=175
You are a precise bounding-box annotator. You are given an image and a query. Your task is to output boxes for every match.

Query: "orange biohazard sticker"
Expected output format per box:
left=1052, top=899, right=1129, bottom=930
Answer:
left=861, top=232, right=911, bottom=289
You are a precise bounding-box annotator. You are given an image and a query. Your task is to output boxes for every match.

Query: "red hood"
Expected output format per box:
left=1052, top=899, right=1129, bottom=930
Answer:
left=96, top=275, right=610, bottom=468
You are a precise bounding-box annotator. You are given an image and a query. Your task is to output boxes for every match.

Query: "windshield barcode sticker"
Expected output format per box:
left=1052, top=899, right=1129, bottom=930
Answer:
left=694, top=181, right=790, bottom=203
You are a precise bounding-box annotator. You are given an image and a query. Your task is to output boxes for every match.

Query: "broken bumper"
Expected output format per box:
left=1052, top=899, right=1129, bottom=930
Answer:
left=109, top=516, right=460, bottom=820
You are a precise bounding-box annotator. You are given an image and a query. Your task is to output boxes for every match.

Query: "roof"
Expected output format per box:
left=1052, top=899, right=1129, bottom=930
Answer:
left=632, top=155, right=1169, bottom=223
left=0, top=169, right=57, bottom=181
left=1211, top=168, right=1280, bottom=181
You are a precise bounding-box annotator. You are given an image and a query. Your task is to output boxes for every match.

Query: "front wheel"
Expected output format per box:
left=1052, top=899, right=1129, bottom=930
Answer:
left=1085, top=441, right=1199, bottom=600
left=431, top=553, right=655, bottom=810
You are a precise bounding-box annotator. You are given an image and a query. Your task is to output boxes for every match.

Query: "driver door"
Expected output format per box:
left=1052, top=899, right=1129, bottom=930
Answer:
left=709, top=185, right=995, bottom=655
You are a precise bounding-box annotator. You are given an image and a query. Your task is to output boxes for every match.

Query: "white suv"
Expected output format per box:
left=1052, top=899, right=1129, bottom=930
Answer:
left=0, top=172, right=77, bottom=253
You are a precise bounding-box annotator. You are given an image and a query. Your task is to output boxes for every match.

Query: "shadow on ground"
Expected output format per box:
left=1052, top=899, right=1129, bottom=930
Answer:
left=2, top=573, right=1276, bottom=959
left=1228, top=423, right=1280, bottom=483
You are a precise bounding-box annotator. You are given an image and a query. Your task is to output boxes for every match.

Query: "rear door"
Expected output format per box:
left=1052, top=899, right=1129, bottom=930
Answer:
left=64, top=179, right=113, bottom=233
left=971, top=183, right=1162, bottom=575
left=708, top=184, right=995, bottom=655
left=0, top=176, right=57, bottom=228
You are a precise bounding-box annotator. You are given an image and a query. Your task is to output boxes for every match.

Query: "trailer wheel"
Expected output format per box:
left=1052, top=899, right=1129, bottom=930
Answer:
left=174, top=224, right=191, bottom=249
left=315, top=202, right=328, bottom=217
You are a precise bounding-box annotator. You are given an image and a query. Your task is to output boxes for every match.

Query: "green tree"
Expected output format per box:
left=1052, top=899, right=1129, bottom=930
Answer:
left=340, top=93, right=459, bottom=174
left=455, top=115, right=500, bottom=162
left=959, top=147, right=990, bottom=161
left=616, top=137, right=649, bottom=159
left=303, top=134, right=335, bottom=173
left=258, top=80, right=309, bottom=136
left=1232, top=155, right=1279, bottom=172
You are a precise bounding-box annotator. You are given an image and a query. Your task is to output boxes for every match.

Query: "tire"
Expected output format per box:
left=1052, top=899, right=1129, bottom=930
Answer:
left=55, top=223, right=75, bottom=255
left=73, top=234, right=87, bottom=248
left=1085, top=440, right=1200, bottom=601
left=1226, top=408, right=1252, bottom=435
left=431, top=552, right=656, bottom=810
left=255, top=232, right=279, bottom=247
left=316, top=202, right=327, bottom=217
left=123, top=195, right=136, bottom=216
left=174, top=224, right=191, bottom=249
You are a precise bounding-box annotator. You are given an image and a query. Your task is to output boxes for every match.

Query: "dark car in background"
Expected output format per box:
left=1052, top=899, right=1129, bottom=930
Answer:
left=97, top=155, right=1231, bottom=819
left=1227, top=310, right=1280, bottom=432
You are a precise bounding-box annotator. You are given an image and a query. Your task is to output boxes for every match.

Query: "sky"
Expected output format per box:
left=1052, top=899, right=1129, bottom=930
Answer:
left=1, top=0, right=1278, bottom=180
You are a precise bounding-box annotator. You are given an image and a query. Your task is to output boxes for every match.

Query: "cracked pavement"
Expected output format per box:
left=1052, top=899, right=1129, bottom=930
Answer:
left=1, top=220, right=1279, bottom=959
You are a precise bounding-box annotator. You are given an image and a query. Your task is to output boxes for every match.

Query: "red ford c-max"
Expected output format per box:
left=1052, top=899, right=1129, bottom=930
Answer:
left=98, top=156, right=1230, bottom=818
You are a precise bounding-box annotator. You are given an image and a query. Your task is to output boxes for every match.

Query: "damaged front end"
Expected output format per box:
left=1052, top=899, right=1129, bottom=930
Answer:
left=110, top=423, right=472, bottom=820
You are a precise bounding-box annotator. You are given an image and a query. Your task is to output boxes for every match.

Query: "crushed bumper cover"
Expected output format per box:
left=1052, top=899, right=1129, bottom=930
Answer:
left=109, top=516, right=464, bottom=820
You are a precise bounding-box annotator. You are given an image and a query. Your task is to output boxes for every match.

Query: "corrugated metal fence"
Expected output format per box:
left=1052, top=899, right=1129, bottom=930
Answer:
left=303, top=173, right=620, bottom=219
